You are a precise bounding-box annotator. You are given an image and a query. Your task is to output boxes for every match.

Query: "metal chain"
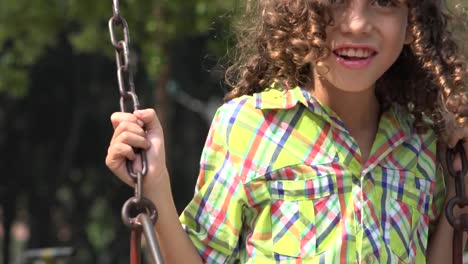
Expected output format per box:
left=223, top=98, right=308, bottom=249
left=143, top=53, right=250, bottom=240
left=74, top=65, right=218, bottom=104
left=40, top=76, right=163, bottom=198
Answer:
left=445, top=141, right=468, bottom=264
left=108, top=0, right=147, bottom=180
left=108, top=1, right=163, bottom=263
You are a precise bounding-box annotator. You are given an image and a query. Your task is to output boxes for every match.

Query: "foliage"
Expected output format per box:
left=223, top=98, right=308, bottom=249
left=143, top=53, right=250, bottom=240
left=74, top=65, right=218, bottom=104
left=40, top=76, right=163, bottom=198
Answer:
left=0, top=0, right=240, bottom=96
left=0, top=1, right=240, bottom=262
left=448, top=0, right=468, bottom=55
left=0, top=0, right=467, bottom=97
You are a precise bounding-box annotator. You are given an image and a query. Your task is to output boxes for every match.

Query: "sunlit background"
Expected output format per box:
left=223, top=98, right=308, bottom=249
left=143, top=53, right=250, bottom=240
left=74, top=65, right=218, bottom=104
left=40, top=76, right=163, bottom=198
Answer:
left=0, top=0, right=467, bottom=263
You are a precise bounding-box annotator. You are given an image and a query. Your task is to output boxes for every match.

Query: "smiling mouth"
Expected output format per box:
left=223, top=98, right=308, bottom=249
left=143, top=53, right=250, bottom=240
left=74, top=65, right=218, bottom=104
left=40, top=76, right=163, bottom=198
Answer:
left=333, top=48, right=377, bottom=61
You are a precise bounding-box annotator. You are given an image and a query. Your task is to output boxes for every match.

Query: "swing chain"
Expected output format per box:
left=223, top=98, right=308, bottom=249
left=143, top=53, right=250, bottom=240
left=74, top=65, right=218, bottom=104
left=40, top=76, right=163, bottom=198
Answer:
left=445, top=141, right=468, bottom=264
left=109, top=0, right=149, bottom=180
left=109, top=0, right=140, bottom=114
left=108, top=1, right=163, bottom=263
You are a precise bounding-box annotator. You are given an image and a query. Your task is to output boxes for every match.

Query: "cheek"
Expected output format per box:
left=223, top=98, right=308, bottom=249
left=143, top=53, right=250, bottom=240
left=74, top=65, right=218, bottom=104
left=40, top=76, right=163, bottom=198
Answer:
left=392, top=17, right=407, bottom=36
left=399, top=20, right=409, bottom=42
left=325, top=26, right=334, bottom=43
left=394, top=13, right=410, bottom=43
left=385, top=21, right=408, bottom=53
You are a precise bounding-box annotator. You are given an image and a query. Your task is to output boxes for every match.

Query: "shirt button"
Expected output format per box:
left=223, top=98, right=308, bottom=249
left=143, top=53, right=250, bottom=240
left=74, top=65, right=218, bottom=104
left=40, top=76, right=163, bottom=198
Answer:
left=363, top=181, right=374, bottom=193
left=361, top=255, right=376, bottom=264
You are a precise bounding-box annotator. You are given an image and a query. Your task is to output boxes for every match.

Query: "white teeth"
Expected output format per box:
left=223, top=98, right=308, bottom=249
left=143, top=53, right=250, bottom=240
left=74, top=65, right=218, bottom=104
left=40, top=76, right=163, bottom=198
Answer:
left=336, top=48, right=373, bottom=58
left=356, top=49, right=363, bottom=57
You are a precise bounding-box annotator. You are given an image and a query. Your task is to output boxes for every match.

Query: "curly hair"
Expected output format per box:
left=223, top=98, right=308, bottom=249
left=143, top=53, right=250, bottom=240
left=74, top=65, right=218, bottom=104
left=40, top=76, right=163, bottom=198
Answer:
left=224, top=0, right=468, bottom=137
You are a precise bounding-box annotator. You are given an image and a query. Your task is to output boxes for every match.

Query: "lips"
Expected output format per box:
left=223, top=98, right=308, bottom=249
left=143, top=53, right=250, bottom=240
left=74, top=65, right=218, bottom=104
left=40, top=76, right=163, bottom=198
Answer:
left=333, top=47, right=378, bottom=61
left=331, top=45, right=378, bottom=69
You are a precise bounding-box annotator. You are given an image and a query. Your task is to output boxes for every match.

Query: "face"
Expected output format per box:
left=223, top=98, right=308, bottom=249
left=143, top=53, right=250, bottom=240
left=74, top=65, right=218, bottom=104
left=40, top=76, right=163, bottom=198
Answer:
left=314, top=0, right=411, bottom=93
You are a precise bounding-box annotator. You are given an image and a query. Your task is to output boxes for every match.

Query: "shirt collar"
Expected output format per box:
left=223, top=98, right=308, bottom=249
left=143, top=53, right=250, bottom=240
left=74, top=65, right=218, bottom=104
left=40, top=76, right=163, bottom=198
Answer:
left=253, top=83, right=310, bottom=110
left=253, top=83, right=334, bottom=119
left=253, top=83, right=414, bottom=139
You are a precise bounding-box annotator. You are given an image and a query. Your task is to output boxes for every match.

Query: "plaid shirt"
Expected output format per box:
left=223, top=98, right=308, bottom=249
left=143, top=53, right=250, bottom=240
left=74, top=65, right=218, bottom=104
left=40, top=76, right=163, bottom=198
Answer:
left=179, top=84, right=446, bottom=263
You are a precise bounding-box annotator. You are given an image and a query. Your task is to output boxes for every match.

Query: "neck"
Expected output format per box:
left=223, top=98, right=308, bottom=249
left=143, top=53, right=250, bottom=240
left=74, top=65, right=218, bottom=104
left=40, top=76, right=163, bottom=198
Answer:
left=310, top=77, right=380, bottom=133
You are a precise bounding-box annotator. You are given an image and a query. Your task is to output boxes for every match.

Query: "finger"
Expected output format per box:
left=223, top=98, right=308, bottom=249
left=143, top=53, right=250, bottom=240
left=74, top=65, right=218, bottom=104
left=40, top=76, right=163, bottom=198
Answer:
left=113, top=130, right=150, bottom=150
left=110, top=112, right=144, bottom=130
left=134, top=108, right=161, bottom=131
left=448, top=144, right=468, bottom=174
left=447, top=126, right=468, bottom=148
left=452, top=154, right=462, bottom=173
left=106, top=142, right=137, bottom=170
left=111, top=121, right=147, bottom=143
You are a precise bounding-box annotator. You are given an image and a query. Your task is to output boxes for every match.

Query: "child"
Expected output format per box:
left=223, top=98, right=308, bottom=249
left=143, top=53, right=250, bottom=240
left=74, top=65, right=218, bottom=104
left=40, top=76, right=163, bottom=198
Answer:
left=106, top=0, right=468, bottom=263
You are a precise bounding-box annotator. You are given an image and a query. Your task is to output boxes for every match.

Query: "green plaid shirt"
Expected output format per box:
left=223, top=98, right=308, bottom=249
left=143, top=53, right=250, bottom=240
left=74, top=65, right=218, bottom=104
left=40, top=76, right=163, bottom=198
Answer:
left=180, top=84, right=446, bottom=263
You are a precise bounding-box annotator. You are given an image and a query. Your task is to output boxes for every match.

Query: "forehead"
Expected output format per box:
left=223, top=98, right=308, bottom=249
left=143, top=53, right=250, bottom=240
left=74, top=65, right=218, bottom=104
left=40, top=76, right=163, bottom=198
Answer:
left=316, top=0, right=409, bottom=4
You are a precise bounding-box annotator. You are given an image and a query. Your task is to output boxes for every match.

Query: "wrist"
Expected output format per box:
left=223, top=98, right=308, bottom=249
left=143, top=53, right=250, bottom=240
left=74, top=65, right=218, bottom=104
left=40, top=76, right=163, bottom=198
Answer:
left=444, top=182, right=468, bottom=216
left=143, top=168, right=173, bottom=202
left=444, top=174, right=457, bottom=196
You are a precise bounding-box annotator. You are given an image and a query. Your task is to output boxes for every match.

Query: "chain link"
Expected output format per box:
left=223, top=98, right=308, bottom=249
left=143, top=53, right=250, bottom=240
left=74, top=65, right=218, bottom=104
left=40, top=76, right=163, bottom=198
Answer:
left=445, top=142, right=468, bottom=230
left=445, top=141, right=468, bottom=264
left=108, top=1, right=163, bottom=263
left=108, top=0, right=146, bottom=179
left=109, top=0, right=139, bottom=113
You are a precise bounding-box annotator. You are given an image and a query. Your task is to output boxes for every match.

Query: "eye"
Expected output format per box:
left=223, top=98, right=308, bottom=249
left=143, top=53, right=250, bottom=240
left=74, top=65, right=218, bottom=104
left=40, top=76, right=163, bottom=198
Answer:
left=329, top=0, right=345, bottom=5
left=371, top=0, right=398, bottom=7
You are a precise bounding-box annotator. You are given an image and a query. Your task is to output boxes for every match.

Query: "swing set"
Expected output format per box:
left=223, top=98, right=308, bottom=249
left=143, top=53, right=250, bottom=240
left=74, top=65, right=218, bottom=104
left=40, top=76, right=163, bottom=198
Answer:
left=107, top=1, right=468, bottom=263
left=108, top=0, right=162, bottom=263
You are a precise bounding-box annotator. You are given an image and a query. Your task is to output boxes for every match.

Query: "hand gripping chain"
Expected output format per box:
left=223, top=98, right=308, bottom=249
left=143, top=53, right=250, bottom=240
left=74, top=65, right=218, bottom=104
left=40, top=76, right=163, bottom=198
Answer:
left=445, top=141, right=468, bottom=264
left=108, top=1, right=164, bottom=263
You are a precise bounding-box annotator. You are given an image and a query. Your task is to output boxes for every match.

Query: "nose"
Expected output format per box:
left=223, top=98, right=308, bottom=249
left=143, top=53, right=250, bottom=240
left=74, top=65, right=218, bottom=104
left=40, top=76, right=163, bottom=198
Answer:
left=338, top=3, right=373, bottom=35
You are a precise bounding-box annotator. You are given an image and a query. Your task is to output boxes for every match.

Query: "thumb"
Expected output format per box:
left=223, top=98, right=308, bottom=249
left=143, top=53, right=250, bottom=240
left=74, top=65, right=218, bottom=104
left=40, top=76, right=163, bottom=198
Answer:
left=134, top=109, right=160, bottom=129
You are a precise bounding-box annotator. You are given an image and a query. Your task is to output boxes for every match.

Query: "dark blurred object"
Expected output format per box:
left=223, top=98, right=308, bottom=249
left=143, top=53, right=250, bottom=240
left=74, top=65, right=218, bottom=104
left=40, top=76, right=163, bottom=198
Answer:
left=17, top=247, right=75, bottom=264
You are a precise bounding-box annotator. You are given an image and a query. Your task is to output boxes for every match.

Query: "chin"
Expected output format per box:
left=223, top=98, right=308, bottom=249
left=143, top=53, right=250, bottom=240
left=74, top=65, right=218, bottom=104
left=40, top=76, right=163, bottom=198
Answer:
left=330, top=81, right=375, bottom=93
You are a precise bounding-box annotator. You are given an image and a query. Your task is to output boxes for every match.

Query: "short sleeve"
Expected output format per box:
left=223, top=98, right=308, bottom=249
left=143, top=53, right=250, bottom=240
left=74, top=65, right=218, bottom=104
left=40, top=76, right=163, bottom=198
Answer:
left=428, top=162, right=447, bottom=235
left=179, top=104, right=246, bottom=263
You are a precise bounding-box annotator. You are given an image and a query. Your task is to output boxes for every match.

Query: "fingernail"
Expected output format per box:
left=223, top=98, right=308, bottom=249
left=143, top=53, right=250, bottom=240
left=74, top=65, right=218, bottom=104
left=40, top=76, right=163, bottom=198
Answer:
left=137, top=119, right=144, bottom=127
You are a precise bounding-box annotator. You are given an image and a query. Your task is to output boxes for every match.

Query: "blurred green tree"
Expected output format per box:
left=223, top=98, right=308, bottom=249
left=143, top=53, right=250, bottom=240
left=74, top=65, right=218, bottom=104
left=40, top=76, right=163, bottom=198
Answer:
left=0, top=0, right=241, bottom=96
left=0, top=0, right=241, bottom=263
left=0, top=0, right=466, bottom=97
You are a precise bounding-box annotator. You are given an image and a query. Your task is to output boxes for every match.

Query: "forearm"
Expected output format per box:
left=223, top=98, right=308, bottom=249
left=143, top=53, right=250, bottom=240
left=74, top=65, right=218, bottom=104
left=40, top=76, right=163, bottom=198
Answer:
left=144, top=171, right=203, bottom=264
left=427, top=188, right=468, bottom=263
